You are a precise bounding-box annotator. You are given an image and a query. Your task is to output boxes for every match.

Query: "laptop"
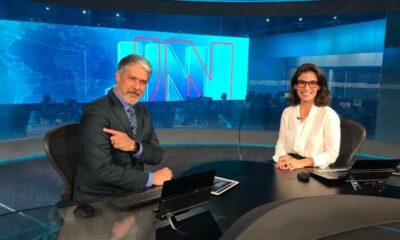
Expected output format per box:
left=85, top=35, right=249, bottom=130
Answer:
left=310, top=159, right=400, bottom=182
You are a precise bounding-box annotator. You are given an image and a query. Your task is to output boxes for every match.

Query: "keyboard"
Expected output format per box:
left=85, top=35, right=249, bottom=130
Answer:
left=108, top=187, right=162, bottom=211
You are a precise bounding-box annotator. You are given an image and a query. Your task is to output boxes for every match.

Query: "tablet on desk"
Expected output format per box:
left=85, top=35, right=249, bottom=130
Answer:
left=211, top=176, right=239, bottom=196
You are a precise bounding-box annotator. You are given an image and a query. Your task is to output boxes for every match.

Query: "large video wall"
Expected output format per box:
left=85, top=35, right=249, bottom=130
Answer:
left=0, top=19, right=248, bottom=104
left=0, top=0, right=395, bottom=143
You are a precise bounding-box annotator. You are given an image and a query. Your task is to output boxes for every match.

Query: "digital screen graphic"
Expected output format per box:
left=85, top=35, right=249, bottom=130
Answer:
left=0, top=19, right=249, bottom=104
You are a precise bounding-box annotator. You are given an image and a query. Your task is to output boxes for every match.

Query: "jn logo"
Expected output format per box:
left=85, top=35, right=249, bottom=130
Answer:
left=118, top=36, right=248, bottom=102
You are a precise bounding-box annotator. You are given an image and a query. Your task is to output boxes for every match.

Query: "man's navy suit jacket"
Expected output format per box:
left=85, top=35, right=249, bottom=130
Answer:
left=74, top=90, right=164, bottom=201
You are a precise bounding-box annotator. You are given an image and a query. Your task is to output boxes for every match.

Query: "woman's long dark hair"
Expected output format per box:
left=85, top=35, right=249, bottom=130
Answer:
left=288, top=63, right=331, bottom=106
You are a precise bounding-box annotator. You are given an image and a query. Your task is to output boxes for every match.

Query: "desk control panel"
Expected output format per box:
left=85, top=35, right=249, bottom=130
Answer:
left=108, top=187, right=162, bottom=211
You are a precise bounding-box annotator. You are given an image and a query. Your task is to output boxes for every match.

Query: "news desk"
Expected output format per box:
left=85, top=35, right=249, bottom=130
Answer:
left=0, top=160, right=394, bottom=240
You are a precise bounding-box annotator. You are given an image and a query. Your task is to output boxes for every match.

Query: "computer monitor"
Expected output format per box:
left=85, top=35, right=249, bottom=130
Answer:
left=156, top=170, right=215, bottom=220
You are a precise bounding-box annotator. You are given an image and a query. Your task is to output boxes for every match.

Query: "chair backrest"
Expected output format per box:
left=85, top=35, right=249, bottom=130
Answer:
left=44, top=123, right=80, bottom=203
left=333, top=119, right=366, bottom=167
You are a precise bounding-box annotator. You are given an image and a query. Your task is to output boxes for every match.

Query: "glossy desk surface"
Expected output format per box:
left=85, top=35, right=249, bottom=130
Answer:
left=0, top=160, right=390, bottom=240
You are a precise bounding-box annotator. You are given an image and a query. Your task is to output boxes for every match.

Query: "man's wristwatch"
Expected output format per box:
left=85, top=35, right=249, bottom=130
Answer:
left=132, top=141, right=140, bottom=154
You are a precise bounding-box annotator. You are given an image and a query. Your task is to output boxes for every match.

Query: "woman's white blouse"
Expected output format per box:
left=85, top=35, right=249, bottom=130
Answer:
left=273, top=104, right=341, bottom=168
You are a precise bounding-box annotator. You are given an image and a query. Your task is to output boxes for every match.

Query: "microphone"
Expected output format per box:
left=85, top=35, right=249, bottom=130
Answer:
left=297, top=116, right=301, bottom=120
left=237, top=115, right=244, bottom=160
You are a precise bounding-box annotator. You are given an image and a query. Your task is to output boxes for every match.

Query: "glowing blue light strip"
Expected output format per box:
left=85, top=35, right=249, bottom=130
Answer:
left=0, top=146, right=392, bottom=163
left=171, top=0, right=319, bottom=2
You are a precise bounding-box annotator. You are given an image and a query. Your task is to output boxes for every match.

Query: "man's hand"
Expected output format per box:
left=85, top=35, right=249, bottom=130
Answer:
left=111, top=215, right=135, bottom=240
left=153, top=167, right=173, bottom=186
left=103, top=128, right=135, bottom=152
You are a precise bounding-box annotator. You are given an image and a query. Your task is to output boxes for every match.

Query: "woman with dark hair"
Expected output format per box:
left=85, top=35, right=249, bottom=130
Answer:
left=273, top=63, right=340, bottom=170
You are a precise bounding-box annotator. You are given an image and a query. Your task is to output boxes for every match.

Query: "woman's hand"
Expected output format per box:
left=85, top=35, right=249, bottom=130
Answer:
left=277, top=155, right=294, bottom=170
left=277, top=156, right=314, bottom=170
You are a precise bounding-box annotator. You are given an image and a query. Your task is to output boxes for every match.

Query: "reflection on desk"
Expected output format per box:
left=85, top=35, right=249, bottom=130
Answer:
left=57, top=201, right=155, bottom=240
left=0, top=206, right=61, bottom=239
left=0, top=160, right=397, bottom=240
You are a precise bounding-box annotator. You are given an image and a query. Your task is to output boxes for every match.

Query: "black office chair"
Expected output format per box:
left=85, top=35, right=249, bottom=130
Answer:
left=221, top=195, right=400, bottom=240
left=333, top=118, right=366, bottom=167
left=44, top=123, right=80, bottom=204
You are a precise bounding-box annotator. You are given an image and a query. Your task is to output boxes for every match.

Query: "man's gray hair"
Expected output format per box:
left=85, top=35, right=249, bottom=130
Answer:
left=117, top=54, right=152, bottom=76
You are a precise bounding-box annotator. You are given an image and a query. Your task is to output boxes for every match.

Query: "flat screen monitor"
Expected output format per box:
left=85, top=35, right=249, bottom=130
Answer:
left=157, top=170, right=215, bottom=219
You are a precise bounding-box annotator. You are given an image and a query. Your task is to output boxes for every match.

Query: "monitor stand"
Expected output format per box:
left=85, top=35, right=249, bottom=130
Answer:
left=156, top=210, right=221, bottom=240
left=167, top=214, right=186, bottom=234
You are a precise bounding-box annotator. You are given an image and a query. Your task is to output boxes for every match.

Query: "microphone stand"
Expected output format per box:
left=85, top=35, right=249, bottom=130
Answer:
left=237, top=115, right=244, bottom=160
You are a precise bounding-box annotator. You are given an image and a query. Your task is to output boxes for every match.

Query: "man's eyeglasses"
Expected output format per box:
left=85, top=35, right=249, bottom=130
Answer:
left=296, top=80, right=319, bottom=88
